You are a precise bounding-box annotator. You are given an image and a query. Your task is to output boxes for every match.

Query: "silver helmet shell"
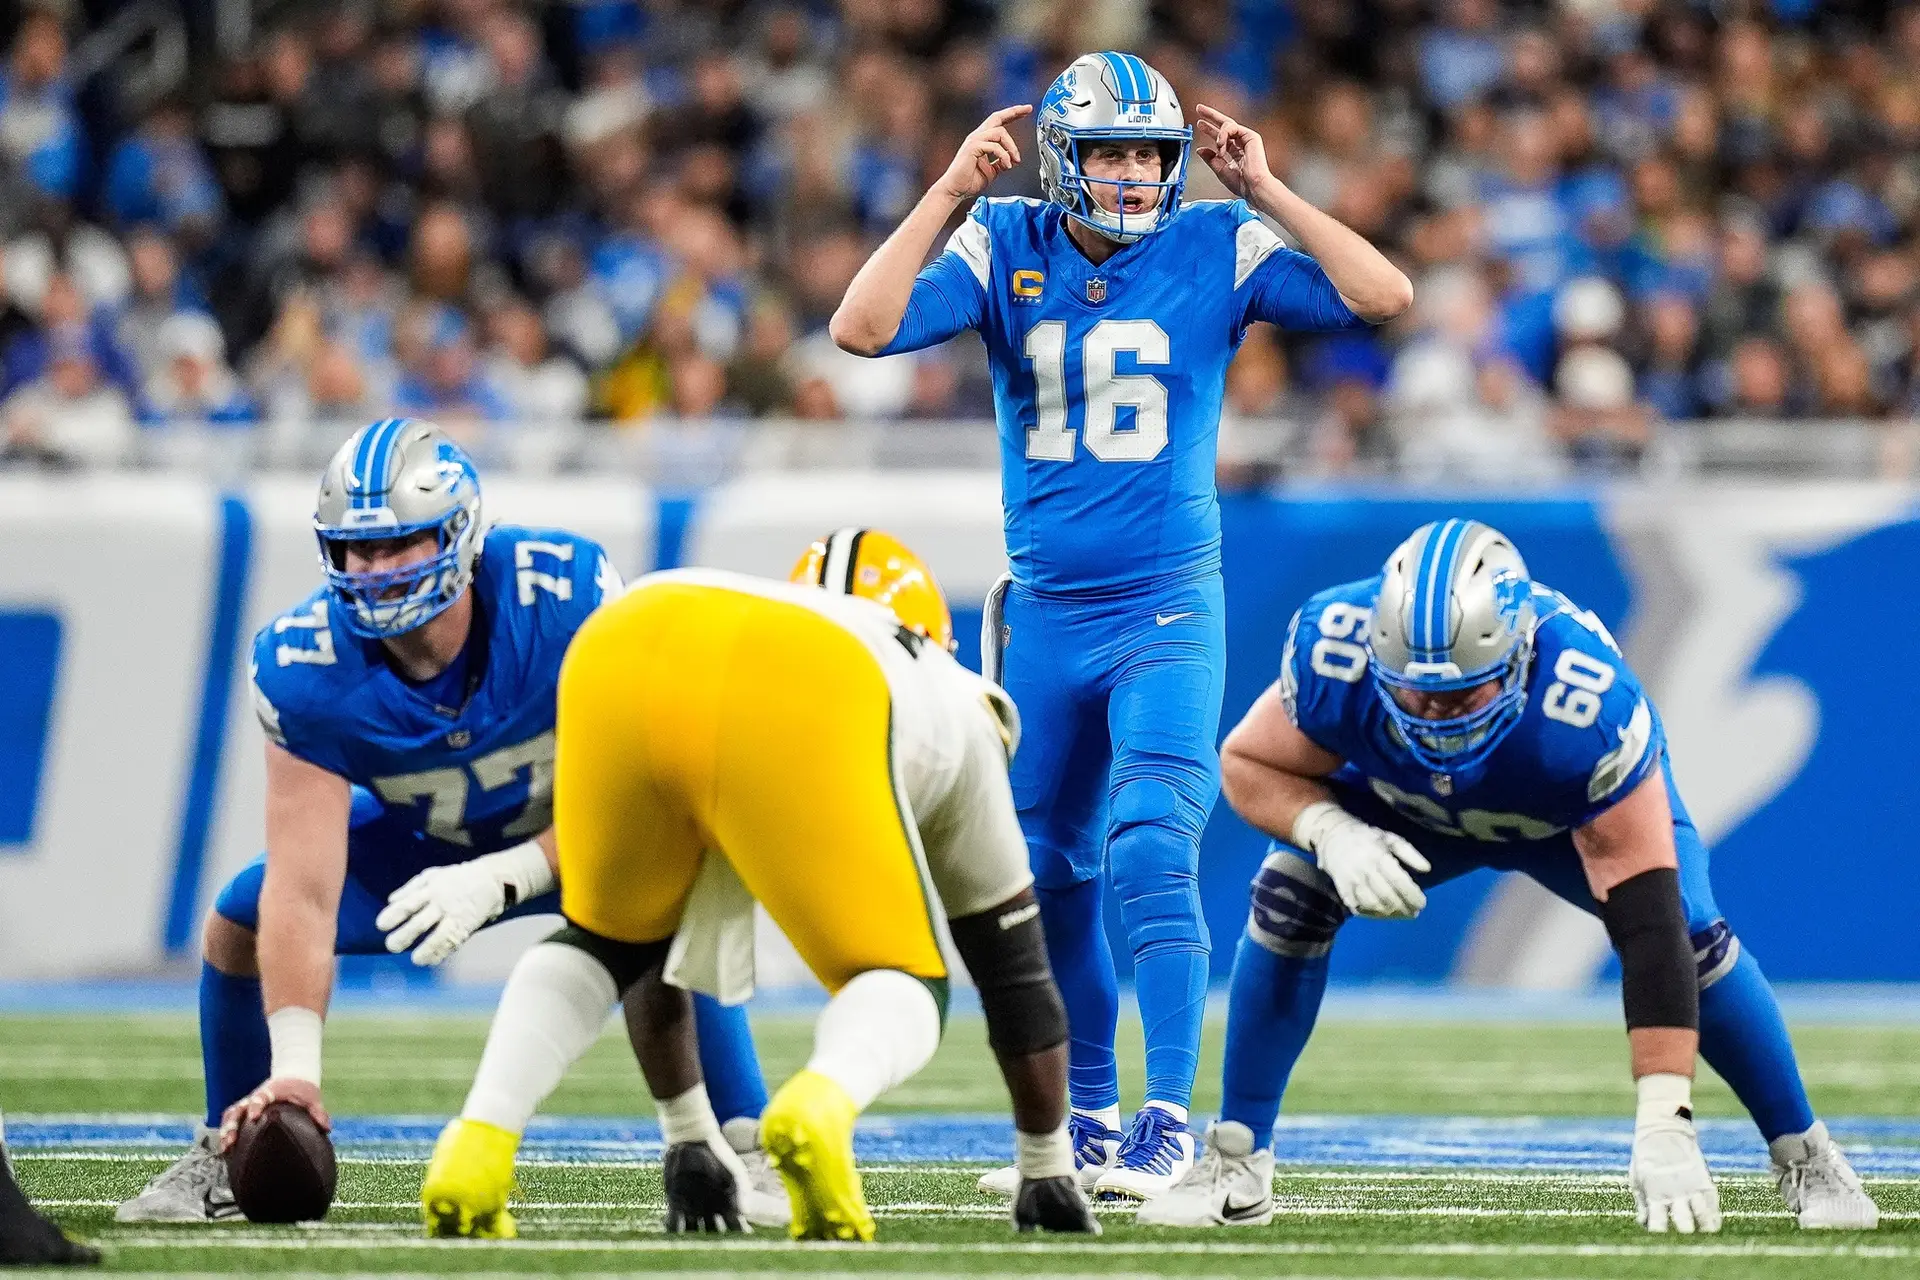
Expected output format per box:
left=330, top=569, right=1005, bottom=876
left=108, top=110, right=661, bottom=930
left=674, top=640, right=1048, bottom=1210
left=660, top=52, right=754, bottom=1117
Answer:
left=314, top=418, right=484, bottom=639
left=1037, top=52, right=1191, bottom=244
left=1369, top=519, right=1536, bottom=772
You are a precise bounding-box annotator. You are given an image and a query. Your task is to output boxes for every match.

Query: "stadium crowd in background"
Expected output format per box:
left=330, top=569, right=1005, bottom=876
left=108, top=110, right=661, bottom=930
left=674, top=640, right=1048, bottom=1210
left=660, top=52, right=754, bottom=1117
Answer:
left=0, top=0, right=1913, bottom=477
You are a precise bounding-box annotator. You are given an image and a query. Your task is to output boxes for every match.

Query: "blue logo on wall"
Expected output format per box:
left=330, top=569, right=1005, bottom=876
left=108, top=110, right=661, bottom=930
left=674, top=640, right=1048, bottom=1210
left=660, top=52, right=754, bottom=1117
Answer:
left=0, top=611, right=61, bottom=848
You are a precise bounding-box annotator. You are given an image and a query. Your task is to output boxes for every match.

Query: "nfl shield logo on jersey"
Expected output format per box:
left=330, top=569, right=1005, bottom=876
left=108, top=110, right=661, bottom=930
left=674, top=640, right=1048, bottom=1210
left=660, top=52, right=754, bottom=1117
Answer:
left=1431, top=773, right=1452, bottom=796
left=447, top=729, right=472, bottom=749
left=1086, top=277, right=1107, bottom=304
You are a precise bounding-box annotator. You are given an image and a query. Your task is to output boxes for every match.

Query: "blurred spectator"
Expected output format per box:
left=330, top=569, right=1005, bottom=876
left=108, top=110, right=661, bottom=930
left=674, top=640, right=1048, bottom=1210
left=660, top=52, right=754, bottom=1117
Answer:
left=0, top=11, right=83, bottom=214
left=1420, top=0, right=1505, bottom=112
left=1720, top=337, right=1798, bottom=419
left=2, top=272, right=142, bottom=408
left=144, top=313, right=259, bottom=426
left=727, top=294, right=798, bottom=416
left=101, top=100, right=224, bottom=247
left=1636, top=292, right=1705, bottom=422
left=485, top=299, right=588, bottom=422
left=114, top=229, right=206, bottom=381
left=392, top=306, right=511, bottom=431
left=1216, top=328, right=1301, bottom=490
left=667, top=353, right=734, bottom=419
left=2, top=336, right=135, bottom=466
left=466, top=11, right=568, bottom=221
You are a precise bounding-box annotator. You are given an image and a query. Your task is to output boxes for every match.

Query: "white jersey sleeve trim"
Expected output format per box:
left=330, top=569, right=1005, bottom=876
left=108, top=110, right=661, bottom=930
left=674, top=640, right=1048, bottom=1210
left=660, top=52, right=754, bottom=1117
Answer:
left=1235, top=216, right=1285, bottom=291
left=944, top=215, right=992, bottom=290
left=1588, top=698, right=1654, bottom=804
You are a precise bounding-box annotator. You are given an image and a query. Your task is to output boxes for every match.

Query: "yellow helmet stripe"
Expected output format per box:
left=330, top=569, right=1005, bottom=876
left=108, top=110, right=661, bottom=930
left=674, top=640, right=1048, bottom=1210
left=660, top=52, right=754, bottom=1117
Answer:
left=821, top=527, right=866, bottom=596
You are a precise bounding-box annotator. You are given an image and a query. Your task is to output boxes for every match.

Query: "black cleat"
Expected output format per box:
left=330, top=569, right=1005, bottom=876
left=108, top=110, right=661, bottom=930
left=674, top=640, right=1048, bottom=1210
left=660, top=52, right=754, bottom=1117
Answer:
left=2, top=1163, right=100, bottom=1269
left=662, top=1141, right=748, bottom=1234
left=1013, top=1174, right=1101, bottom=1235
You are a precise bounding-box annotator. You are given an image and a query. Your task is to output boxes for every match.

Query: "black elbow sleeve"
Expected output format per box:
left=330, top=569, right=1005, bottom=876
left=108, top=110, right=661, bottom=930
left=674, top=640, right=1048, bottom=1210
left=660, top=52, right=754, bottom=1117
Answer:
left=1600, top=867, right=1699, bottom=1032
left=947, top=895, right=1068, bottom=1058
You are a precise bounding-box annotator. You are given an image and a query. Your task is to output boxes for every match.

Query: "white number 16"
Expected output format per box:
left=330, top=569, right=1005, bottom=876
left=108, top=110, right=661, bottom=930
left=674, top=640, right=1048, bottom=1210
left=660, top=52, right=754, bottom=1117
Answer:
left=1025, top=319, right=1171, bottom=463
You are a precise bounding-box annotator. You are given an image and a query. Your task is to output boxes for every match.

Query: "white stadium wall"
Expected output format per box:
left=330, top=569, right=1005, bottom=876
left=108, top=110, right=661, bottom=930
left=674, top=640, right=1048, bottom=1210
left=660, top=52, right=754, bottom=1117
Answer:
left=5, top=473, right=1920, bottom=985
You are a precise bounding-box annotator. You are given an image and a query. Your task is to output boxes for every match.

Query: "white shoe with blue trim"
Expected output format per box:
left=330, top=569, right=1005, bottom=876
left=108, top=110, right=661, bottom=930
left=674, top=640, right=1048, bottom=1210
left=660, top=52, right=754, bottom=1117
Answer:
left=1092, top=1106, right=1195, bottom=1202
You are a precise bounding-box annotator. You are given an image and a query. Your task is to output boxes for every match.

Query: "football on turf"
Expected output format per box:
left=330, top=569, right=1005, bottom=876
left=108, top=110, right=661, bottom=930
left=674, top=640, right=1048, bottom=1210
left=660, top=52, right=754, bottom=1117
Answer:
left=225, top=1101, right=337, bottom=1223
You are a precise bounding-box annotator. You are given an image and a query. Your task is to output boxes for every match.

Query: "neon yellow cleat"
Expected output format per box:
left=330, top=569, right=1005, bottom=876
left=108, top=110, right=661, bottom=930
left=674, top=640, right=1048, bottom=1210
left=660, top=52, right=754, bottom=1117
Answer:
left=421, top=1117, right=521, bottom=1239
left=760, top=1069, right=874, bottom=1242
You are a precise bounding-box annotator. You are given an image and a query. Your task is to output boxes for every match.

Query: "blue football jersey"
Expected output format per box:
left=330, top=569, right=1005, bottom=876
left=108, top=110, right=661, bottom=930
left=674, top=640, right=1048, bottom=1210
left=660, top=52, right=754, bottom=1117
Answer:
left=249, top=524, right=619, bottom=861
left=882, top=197, right=1367, bottom=595
left=1280, top=575, right=1664, bottom=840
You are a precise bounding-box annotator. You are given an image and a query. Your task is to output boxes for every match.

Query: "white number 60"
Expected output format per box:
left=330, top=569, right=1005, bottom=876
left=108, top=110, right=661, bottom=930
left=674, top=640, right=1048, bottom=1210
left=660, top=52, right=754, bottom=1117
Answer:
left=1542, top=650, right=1615, bottom=728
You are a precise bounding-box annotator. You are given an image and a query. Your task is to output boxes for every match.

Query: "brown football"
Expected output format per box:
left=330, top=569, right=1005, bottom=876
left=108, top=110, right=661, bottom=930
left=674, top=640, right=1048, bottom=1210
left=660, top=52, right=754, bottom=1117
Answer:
left=225, top=1101, right=337, bottom=1223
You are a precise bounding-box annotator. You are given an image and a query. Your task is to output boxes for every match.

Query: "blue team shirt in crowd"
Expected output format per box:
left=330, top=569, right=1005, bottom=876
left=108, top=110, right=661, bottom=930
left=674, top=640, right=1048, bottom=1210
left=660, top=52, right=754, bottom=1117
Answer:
left=1281, top=575, right=1665, bottom=840
left=248, top=524, right=616, bottom=862
left=881, top=196, right=1367, bottom=596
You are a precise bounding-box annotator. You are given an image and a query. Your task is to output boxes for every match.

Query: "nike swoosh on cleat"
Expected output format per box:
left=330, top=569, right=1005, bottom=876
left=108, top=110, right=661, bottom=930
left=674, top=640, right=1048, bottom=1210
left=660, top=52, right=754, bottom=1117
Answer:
left=1155, top=613, right=1194, bottom=626
left=1220, top=1194, right=1269, bottom=1220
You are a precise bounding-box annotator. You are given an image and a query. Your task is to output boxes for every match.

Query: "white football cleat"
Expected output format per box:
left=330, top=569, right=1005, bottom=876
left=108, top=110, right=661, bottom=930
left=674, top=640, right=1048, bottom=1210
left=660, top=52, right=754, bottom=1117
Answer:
left=977, top=1111, right=1122, bottom=1198
left=1772, top=1122, right=1879, bottom=1230
left=722, top=1116, right=793, bottom=1229
left=1091, top=1106, right=1195, bottom=1202
left=1136, top=1120, right=1275, bottom=1227
left=115, top=1124, right=241, bottom=1223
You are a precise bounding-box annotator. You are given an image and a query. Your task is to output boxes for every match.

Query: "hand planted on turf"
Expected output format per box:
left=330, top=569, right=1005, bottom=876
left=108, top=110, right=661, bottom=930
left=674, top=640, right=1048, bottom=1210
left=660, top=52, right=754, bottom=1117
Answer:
left=1193, top=105, right=1275, bottom=200
left=377, top=861, right=510, bottom=967
left=219, top=1078, right=331, bottom=1153
left=1629, top=1116, right=1722, bottom=1233
left=1313, top=811, right=1430, bottom=918
left=938, top=105, right=1031, bottom=202
left=1013, top=1175, right=1101, bottom=1234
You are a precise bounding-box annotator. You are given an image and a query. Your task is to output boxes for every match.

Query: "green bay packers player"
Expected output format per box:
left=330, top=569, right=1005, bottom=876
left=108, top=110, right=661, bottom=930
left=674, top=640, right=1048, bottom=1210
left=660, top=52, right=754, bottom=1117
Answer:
left=421, top=532, right=1097, bottom=1241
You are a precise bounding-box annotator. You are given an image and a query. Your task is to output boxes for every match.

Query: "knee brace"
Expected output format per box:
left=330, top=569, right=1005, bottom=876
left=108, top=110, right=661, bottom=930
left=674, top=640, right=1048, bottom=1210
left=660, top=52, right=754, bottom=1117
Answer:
left=549, top=923, right=671, bottom=996
left=1107, top=777, right=1208, bottom=937
left=1691, top=919, right=1741, bottom=990
left=948, top=895, right=1068, bottom=1057
left=1248, top=848, right=1347, bottom=959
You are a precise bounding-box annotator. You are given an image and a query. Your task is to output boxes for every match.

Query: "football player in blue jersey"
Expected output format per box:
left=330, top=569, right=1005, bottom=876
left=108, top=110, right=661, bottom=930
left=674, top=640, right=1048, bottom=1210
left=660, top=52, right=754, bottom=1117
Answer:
left=831, top=52, right=1412, bottom=1197
left=116, top=419, right=783, bottom=1227
left=1139, top=519, right=1879, bottom=1233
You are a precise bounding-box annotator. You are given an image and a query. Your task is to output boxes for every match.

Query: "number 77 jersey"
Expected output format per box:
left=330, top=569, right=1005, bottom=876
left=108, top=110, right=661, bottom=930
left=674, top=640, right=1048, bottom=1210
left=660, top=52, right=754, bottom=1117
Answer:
left=878, top=196, right=1370, bottom=595
left=249, top=524, right=619, bottom=864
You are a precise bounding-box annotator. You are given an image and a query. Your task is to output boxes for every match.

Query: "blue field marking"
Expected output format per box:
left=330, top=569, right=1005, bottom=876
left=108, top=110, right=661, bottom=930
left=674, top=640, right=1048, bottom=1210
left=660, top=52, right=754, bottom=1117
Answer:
left=11, top=1115, right=1920, bottom=1176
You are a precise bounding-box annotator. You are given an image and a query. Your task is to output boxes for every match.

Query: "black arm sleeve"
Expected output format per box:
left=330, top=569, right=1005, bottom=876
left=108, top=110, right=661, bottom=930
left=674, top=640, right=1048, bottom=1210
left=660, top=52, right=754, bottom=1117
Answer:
left=1600, top=866, right=1699, bottom=1031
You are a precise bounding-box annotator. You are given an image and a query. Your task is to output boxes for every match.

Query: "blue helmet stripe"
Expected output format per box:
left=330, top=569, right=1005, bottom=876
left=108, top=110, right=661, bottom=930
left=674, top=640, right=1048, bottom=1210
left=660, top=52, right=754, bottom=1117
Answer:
left=357, top=418, right=407, bottom=510
left=1121, top=53, right=1152, bottom=103
left=1101, top=51, right=1144, bottom=103
left=1413, top=518, right=1466, bottom=656
left=349, top=420, right=384, bottom=508
left=1429, top=519, right=1473, bottom=652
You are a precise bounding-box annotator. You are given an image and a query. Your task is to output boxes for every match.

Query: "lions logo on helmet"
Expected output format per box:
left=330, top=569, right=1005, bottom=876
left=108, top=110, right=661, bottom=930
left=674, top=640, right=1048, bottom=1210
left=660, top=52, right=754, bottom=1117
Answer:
left=1036, top=51, right=1191, bottom=244
left=790, top=528, right=955, bottom=653
left=314, top=418, right=485, bottom=639
left=1369, top=519, right=1537, bottom=773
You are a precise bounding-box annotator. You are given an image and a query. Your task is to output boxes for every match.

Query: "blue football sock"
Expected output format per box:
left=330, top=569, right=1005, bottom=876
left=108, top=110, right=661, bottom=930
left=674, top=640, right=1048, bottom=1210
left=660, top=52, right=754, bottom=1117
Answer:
left=1036, top=877, right=1120, bottom=1112
left=693, top=995, right=768, bottom=1125
left=199, top=962, right=270, bottom=1128
left=1698, top=947, right=1815, bottom=1142
left=1111, top=822, right=1209, bottom=1112
left=1219, top=932, right=1330, bottom=1151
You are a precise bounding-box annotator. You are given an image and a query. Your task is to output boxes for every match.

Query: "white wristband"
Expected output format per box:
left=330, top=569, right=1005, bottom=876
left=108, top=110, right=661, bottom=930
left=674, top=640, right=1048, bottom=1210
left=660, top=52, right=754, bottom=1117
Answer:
left=1015, top=1124, right=1076, bottom=1180
left=267, top=1006, right=324, bottom=1086
left=1291, top=801, right=1349, bottom=852
left=656, top=1083, right=721, bottom=1147
left=476, top=840, right=557, bottom=907
left=1635, top=1072, right=1693, bottom=1128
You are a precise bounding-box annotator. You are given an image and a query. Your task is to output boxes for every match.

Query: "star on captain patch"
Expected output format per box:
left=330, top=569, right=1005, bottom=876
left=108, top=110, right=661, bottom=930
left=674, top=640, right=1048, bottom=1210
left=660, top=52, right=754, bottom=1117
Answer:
left=1086, top=276, right=1107, bottom=304
left=1430, top=773, right=1452, bottom=796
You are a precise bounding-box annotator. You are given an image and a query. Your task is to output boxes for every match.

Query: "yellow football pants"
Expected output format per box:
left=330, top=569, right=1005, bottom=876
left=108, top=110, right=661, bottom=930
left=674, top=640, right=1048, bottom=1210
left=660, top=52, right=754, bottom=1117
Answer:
left=553, top=578, right=947, bottom=991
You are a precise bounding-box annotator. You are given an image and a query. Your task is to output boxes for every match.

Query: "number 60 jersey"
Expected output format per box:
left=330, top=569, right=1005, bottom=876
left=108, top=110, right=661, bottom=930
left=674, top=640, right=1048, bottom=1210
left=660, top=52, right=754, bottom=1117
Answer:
left=879, top=197, right=1368, bottom=595
left=1282, top=575, right=1667, bottom=841
left=249, top=525, right=616, bottom=865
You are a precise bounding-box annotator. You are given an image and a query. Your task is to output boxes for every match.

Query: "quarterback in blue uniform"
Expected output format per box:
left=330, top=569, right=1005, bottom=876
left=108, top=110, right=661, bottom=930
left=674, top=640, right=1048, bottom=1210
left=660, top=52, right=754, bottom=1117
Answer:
left=832, top=52, right=1411, bottom=1195
left=1140, top=519, right=1878, bottom=1233
left=117, top=419, right=781, bottom=1226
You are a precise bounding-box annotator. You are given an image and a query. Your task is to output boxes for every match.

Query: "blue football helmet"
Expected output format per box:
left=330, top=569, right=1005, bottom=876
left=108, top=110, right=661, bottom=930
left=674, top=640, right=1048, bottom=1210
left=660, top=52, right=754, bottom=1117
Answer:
left=1369, top=519, right=1536, bottom=773
left=1037, top=52, right=1191, bottom=244
left=313, top=418, right=484, bottom=639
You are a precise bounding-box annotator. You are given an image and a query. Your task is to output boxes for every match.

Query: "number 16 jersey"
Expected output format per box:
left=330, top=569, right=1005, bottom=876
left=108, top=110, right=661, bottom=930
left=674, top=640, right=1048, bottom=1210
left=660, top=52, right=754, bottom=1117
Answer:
left=880, top=196, right=1369, bottom=596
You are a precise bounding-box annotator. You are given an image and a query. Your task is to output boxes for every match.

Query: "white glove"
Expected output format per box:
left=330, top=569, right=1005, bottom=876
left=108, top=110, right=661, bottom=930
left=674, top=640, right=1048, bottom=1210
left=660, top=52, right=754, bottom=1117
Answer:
left=376, top=842, right=556, bottom=966
left=1628, top=1073, right=1721, bottom=1234
left=1293, top=801, right=1430, bottom=918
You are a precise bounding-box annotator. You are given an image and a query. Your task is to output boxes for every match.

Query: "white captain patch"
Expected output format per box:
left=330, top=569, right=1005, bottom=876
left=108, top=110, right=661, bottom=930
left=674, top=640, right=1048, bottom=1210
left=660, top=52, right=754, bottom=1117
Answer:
left=945, top=216, right=992, bottom=289
left=1235, top=216, right=1285, bottom=290
left=1589, top=698, right=1654, bottom=804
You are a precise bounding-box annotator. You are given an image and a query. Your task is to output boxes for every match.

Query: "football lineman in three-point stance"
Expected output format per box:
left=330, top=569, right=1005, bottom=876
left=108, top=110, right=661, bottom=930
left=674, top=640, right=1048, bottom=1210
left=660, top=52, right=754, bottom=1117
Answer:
left=422, top=532, right=1096, bottom=1241
left=1141, top=520, right=1878, bottom=1234
left=117, top=419, right=783, bottom=1228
